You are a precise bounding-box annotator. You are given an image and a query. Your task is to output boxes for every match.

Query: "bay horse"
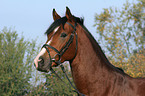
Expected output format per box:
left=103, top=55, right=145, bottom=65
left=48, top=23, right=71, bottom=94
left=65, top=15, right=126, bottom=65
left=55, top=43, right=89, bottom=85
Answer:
left=34, top=7, right=145, bottom=96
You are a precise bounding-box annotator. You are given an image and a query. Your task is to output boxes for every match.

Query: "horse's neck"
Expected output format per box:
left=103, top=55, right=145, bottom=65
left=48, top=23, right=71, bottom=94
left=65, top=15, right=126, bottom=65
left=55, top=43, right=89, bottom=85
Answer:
left=69, top=25, right=115, bottom=94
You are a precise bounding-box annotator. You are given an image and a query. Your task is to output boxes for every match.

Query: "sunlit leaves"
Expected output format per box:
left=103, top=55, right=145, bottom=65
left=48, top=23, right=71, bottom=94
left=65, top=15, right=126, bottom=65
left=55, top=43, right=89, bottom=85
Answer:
left=94, top=0, right=145, bottom=77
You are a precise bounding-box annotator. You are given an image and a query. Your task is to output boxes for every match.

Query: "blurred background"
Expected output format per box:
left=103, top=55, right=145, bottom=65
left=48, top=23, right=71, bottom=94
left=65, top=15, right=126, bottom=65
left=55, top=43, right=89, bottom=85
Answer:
left=0, top=0, right=144, bottom=95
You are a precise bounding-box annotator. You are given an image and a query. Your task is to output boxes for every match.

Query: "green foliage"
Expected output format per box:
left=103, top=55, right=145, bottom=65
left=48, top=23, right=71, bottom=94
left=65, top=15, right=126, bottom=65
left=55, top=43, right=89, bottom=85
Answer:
left=0, top=27, right=36, bottom=95
left=44, top=65, right=76, bottom=96
left=1, top=1, right=144, bottom=95
left=0, top=27, right=76, bottom=95
left=94, top=0, right=145, bottom=77
left=29, top=64, right=77, bottom=96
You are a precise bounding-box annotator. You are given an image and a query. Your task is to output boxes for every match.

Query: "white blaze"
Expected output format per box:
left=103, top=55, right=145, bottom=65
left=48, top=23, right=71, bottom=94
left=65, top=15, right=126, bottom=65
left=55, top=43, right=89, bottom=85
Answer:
left=34, top=48, right=46, bottom=68
left=34, top=26, right=59, bottom=68
left=54, top=26, right=59, bottom=34
left=47, top=39, right=52, bottom=45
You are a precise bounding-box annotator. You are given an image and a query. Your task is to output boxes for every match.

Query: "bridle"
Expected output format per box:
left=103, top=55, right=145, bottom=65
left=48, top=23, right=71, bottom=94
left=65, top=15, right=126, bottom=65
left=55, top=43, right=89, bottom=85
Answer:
left=42, top=22, right=77, bottom=69
left=41, top=22, right=85, bottom=96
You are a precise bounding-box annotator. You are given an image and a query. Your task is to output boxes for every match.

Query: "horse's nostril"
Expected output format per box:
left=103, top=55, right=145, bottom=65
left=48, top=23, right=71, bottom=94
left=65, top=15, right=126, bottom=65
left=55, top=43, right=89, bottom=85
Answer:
left=38, top=57, right=44, bottom=64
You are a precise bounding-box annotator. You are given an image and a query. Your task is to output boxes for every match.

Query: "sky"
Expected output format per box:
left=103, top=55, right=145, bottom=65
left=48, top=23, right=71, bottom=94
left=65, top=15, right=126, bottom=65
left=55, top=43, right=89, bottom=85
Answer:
left=0, top=0, right=138, bottom=85
left=0, top=0, right=137, bottom=45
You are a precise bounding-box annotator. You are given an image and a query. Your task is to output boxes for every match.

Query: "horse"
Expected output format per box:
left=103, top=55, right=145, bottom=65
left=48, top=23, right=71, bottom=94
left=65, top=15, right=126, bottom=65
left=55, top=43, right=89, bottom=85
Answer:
left=34, top=7, right=145, bottom=96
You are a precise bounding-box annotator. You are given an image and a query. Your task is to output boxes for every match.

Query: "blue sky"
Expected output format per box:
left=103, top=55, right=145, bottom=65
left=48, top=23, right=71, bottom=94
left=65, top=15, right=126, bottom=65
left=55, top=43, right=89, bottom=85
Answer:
left=0, top=0, right=137, bottom=44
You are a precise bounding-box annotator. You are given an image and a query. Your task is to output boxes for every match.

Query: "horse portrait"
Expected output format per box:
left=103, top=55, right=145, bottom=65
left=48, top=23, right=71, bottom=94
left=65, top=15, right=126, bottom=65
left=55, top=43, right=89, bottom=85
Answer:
left=34, top=7, right=145, bottom=96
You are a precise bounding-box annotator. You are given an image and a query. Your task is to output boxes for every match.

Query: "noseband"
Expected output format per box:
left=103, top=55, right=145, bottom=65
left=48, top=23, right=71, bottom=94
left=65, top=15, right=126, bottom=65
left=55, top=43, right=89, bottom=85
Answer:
left=42, top=22, right=78, bottom=68
left=41, top=22, right=85, bottom=96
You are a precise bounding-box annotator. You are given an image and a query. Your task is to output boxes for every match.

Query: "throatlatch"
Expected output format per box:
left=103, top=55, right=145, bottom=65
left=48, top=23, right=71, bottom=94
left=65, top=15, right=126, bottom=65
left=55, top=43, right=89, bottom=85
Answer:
left=41, top=22, right=85, bottom=96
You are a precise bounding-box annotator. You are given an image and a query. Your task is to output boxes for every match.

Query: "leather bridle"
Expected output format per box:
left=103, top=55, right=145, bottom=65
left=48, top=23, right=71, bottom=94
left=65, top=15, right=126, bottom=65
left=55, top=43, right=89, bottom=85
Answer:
left=42, top=22, right=78, bottom=69
left=41, top=22, right=85, bottom=96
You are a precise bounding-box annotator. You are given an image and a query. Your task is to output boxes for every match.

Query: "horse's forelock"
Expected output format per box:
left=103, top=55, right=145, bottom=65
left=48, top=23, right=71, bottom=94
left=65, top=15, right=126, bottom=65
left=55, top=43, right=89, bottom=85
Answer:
left=45, top=16, right=84, bottom=35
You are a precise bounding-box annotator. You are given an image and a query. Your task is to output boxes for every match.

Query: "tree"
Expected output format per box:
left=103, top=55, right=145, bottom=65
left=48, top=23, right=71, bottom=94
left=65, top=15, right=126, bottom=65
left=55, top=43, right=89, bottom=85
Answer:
left=0, top=27, right=75, bottom=95
left=29, top=63, right=77, bottom=96
left=0, top=27, right=37, bottom=95
left=94, top=0, right=145, bottom=77
left=44, top=64, right=76, bottom=96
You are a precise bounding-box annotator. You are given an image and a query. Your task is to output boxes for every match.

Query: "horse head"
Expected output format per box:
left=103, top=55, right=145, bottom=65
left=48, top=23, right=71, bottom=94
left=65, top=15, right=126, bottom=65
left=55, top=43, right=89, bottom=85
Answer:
left=34, top=7, right=79, bottom=72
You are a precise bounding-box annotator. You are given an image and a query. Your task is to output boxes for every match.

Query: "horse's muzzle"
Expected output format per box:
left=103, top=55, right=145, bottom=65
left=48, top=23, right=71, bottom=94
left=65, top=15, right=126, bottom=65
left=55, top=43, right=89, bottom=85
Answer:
left=34, top=56, right=50, bottom=72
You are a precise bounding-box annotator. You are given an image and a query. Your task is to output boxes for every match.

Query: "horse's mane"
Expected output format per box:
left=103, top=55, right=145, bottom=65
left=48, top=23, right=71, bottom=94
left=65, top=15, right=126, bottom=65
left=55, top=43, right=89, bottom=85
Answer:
left=45, top=15, right=125, bottom=74
left=81, top=24, right=125, bottom=74
left=45, top=16, right=84, bottom=35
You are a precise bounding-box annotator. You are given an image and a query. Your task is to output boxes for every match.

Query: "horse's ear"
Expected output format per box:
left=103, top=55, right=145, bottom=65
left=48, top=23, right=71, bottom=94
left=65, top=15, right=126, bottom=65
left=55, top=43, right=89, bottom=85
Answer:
left=53, top=9, right=61, bottom=21
left=66, top=7, right=73, bottom=20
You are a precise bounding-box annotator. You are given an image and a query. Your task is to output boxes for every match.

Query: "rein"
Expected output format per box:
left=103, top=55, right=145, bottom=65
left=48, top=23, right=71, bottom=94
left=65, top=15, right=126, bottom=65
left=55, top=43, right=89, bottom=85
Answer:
left=42, top=22, right=85, bottom=96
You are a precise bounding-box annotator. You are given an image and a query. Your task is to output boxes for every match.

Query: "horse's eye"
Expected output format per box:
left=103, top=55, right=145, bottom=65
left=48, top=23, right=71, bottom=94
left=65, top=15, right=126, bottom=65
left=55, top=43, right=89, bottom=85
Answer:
left=60, top=32, right=67, bottom=38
